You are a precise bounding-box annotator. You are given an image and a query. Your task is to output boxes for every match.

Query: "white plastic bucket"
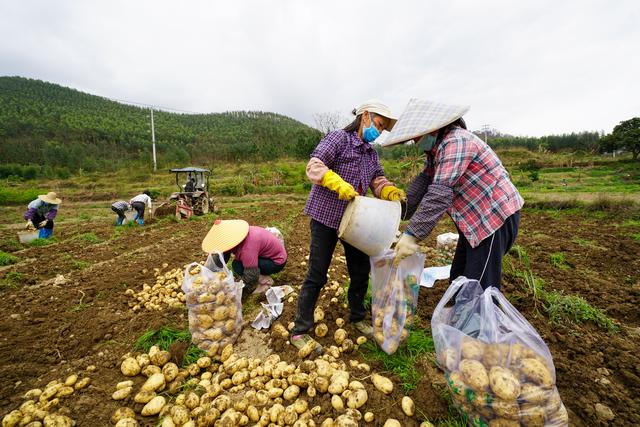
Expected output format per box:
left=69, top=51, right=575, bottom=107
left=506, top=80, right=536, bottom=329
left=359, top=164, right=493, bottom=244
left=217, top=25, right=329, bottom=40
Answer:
left=338, top=196, right=402, bottom=256
left=123, top=210, right=136, bottom=224
left=17, top=230, right=40, bottom=244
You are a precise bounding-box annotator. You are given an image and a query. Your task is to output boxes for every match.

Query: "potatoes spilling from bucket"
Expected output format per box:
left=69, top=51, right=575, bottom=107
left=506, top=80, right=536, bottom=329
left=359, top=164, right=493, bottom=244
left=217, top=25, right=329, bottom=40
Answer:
left=441, top=338, right=568, bottom=426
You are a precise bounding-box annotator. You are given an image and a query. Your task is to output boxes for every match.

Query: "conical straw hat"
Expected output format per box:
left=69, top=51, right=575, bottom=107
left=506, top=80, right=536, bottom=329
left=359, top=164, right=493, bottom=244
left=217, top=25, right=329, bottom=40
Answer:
left=202, top=219, right=249, bottom=253
left=382, top=98, right=470, bottom=147
left=38, top=192, right=62, bottom=204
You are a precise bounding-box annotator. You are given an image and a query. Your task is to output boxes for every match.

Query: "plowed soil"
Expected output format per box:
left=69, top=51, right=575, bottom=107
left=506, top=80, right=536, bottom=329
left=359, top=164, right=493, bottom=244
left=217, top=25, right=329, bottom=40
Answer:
left=1, top=199, right=639, bottom=426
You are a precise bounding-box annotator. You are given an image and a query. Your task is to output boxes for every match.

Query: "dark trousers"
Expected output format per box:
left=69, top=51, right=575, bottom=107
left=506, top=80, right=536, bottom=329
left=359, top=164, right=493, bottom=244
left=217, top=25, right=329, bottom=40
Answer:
left=32, top=213, right=54, bottom=230
left=449, top=211, right=520, bottom=290
left=293, top=219, right=370, bottom=335
left=131, top=202, right=146, bottom=220
left=111, top=206, right=126, bottom=219
left=232, top=258, right=287, bottom=276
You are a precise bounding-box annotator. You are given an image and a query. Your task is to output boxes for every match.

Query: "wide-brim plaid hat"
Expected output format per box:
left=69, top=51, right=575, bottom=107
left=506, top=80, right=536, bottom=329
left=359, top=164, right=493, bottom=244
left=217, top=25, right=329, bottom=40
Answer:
left=382, top=99, right=470, bottom=147
left=202, top=219, right=249, bottom=253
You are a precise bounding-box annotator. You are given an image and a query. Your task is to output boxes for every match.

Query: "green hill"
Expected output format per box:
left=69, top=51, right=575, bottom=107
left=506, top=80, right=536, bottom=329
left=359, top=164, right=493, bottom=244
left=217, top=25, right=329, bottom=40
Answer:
left=0, top=76, right=321, bottom=175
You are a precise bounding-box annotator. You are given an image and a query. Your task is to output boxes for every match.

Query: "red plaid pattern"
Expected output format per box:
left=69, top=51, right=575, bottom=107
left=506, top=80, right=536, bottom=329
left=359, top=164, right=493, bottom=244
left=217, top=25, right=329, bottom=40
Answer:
left=304, top=130, right=386, bottom=229
left=410, top=127, right=523, bottom=247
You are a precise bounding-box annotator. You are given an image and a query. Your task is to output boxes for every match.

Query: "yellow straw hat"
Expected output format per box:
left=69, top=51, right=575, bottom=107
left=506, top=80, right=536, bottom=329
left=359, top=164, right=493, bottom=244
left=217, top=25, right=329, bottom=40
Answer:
left=38, top=192, right=62, bottom=204
left=202, top=219, right=249, bottom=253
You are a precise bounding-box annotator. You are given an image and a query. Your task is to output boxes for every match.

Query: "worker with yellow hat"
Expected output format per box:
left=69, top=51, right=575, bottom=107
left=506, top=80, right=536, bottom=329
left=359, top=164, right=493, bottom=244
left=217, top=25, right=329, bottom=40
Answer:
left=202, top=219, right=288, bottom=299
left=24, top=192, right=62, bottom=239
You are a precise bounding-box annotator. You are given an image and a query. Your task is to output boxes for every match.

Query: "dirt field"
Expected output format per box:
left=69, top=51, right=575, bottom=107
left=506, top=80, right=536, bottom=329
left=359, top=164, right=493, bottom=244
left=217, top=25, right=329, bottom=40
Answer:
left=0, top=198, right=638, bottom=426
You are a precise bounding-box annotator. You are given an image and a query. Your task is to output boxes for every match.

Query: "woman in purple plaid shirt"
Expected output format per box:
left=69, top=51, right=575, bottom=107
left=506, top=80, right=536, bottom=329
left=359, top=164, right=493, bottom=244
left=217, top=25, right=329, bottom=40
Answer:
left=291, top=100, right=406, bottom=352
left=385, top=99, right=524, bottom=291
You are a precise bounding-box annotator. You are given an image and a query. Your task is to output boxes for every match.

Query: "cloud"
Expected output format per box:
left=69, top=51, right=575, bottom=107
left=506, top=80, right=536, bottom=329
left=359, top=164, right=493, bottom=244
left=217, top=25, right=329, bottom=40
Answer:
left=1, top=0, right=638, bottom=136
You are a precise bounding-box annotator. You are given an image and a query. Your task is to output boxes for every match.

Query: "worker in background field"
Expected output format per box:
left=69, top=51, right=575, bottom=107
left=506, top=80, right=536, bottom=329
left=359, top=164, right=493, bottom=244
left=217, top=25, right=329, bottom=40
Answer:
left=111, top=200, right=132, bottom=226
left=24, top=192, right=61, bottom=239
left=386, top=99, right=524, bottom=290
left=129, top=190, right=152, bottom=226
left=202, top=219, right=288, bottom=299
left=292, top=99, right=405, bottom=353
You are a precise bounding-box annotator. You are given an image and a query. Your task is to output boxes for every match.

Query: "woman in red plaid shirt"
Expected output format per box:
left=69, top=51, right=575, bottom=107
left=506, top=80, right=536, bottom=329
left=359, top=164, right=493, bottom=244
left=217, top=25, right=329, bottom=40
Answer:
left=291, top=100, right=405, bottom=352
left=385, top=99, right=524, bottom=290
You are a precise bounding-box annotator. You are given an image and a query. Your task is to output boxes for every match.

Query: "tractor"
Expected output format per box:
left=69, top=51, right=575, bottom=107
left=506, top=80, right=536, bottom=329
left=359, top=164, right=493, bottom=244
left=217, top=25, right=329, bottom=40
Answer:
left=154, top=167, right=216, bottom=219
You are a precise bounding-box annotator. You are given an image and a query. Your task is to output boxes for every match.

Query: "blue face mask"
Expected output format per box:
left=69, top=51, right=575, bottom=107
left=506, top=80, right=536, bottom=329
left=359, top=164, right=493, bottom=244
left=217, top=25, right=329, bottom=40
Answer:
left=418, top=134, right=437, bottom=152
left=362, top=115, right=381, bottom=143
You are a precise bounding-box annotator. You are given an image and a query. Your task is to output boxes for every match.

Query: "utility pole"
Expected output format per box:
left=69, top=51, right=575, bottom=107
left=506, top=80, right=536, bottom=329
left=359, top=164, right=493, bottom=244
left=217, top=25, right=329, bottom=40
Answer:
left=481, top=124, right=491, bottom=143
left=150, top=108, right=157, bottom=172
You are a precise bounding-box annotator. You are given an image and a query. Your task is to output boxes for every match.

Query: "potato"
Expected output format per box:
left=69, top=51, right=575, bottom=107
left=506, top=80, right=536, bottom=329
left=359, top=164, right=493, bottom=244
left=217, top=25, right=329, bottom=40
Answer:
left=520, top=403, right=546, bottom=427
left=546, top=403, right=568, bottom=427
left=111, top=407, right=136, bottom=425
left=114, top=417, right=138, bottom=427
left=483, top=343, right=510, bottom=368
left=64, top=374, right=78, bottom=387
left=328, top=371, right=349, bottom=395
left=142, top=373, right=166, bottom=392
left=134, top=390, right=156, bottom=404
left=43, top=414, right=74, bottom=427
left=460, top=359, right=489, bottom=391
left=112, top=387, right=133, bottom=400
left=347, top=389, right=368, bottom=409
left=298, top=341, right=317, bottom=359
left=383, top=419, right=401, bottom=427
left=121, top=357, right=142, bottom=376
left=184, top=392, right=200, bottom=410
left=314, top=307, right=325, bottom=323
left=371, top=374, right=393, bottom=394
left=461, top=338, right=485, bottom=360
left=220, top=344, right=234, bottom=362
left=489, top=419, right=520, bottom=427
left=2, top=410, right=22, bottom=427
left=315, top=323, right=328, bottom=338
left=363, top=412, right=374, bottom=422
left=518, top=383, right=550, bottom=405
left=520, top=358, right=553, bottom=387
left=74, top=377, right=91, bottom=390
left=341, top=339, right=354, bottom=354
left=56, top=386, right=75, bottom=398
left=491, top=399, right=519, bottom=420
left=401, top=396, right=415, bottom=416
left=171, top=405, right=190, bottom=425
left=331, top=395, right=344, bottom=411
left=142, top=365, right=162, bottom=377
left=489, top=366, right=521, bottom=400
left=142, top=396, right=167, bottom=416
left=293, top=399, right=308, bottom=415
left=162, top=363, right=179, bottom=382
left=334, top=329, right=347, bottom=345
left=116, top=380, right=134, bottom=390
left=24, top=389, right=42, bottom=400
left=160, top=416, right=175, bottom=427
left=336, top=318, right=345, bottom=327
left=313, top=376, right=329, bottom=394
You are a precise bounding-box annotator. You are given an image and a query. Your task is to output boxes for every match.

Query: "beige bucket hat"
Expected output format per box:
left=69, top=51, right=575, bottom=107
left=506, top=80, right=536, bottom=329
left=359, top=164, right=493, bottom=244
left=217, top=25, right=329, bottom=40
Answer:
left=354, top=99, right=398, bottom=131
left=38, top=192, right=62, bottom=205
left=202, top=219, right=249, bottom=253
left=382, top=98, right=470, bottom=147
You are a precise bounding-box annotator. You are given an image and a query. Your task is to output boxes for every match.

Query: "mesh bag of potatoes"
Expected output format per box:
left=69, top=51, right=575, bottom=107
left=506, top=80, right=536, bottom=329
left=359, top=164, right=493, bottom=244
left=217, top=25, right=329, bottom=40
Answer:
left=369, top=249, right=425, bottom=355
left=181, top=253, right=243, bottom=358
left=432, top=277, right=568, bottom=427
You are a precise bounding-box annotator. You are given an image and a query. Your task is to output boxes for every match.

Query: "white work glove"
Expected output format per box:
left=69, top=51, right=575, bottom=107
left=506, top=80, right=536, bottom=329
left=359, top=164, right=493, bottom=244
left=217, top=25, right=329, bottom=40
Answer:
left=25, top=220, right=35, bottom=230
left=393, top=233, right=419, bottom=265
left=38, top=220, right=48, bottom=228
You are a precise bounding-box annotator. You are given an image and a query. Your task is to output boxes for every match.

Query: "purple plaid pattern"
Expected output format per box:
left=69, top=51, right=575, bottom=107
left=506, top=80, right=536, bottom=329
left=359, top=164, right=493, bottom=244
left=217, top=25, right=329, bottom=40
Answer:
left=304, top=130, right=386, bottom=229
left=407, top=127, right=524, bottom=248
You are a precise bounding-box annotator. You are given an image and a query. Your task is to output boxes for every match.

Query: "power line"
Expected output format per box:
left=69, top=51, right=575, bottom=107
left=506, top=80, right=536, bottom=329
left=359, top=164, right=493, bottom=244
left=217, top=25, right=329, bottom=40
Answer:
left=104, top=96, right=202, bottom=115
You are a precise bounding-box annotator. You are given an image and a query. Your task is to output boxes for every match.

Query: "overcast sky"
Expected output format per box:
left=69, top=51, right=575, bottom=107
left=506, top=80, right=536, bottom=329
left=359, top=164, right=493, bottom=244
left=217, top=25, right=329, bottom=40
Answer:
left=1, top=0, right=638, bottom=136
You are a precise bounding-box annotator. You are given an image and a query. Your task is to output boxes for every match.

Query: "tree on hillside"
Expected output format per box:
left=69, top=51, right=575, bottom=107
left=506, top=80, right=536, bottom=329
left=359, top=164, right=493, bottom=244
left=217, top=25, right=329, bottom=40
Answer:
left=600, top=118, right=640, bottom=160
left=313, top=111, right=349, bottom=135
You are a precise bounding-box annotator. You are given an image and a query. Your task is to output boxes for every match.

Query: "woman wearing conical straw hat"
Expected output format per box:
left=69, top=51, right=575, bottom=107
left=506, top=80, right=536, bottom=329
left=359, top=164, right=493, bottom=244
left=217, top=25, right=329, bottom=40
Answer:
left=384, top=99, right=523, bottom=290
left=23, top=192, right=62, bottom=239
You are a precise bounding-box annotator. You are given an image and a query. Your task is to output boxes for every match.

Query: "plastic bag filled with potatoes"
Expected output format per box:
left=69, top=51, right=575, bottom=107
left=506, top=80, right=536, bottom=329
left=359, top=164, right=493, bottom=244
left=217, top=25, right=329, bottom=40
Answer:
left=182, top=253, right=244, bottom=357
left=432, top=277, right=568, bottom=427
left=369, top=249, right=425, bottom=355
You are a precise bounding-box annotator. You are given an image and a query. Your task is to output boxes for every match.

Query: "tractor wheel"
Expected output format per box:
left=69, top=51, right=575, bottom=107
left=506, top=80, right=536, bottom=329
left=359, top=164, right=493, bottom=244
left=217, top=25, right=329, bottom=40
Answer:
left=193, top=196, right=209, bottom=215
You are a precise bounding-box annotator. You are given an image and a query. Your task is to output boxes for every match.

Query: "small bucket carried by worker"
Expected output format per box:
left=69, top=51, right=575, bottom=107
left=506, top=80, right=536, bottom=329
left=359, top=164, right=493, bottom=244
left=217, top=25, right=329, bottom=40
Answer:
left=338, top=196, right=401, bottom=256
left=17, top=230, right=40, bottom=244
left=122, top=210, right=136, bottom=225
left=369, top=249, right=426, bottom=354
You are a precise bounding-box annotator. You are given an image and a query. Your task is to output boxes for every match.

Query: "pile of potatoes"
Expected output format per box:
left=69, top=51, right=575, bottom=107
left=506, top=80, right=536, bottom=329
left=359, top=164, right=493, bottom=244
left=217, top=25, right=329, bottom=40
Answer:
left=126, top=265, right=186, bottom=312
left=2, top=373, right=91, bottom=427
left=370, top=263, right=419, bottom=354
left=440, top=338, right=568, bottom=427
left=112, top=342, right=422, bottom=426
left=183, top=264, right=242, bottom=357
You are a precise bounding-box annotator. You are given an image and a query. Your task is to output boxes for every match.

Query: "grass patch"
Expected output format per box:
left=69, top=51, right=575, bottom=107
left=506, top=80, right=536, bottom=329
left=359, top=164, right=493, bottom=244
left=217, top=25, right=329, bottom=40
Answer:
left=549, top=252, right=571, bottom=270
left=74, top=232, right=103, bottom=244
left=134, top=326, right=205, bottom=367
left=68, top=302, right=90, bottom=312
left=29, top=237, right=58, bottom=247
left=0, top=271, right=25, bottom=289
left=1, top=238, right=21, bottom=252
left=78, top=212, right=92, bottom=221
left=633, top=232, right=640, bottom=242
left=0, top=251, right=19, bottom=266
left=0, top=187, right=42, bottom=205
left=361, top=329, right=434, bottom=392
left=71, top=260, right=91, bottom=270
left=544, top=290, right=619, bottom=333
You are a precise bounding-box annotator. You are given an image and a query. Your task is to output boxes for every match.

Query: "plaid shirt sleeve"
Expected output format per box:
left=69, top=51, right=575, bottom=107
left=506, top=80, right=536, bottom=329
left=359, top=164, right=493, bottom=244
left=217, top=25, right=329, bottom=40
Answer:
left=310, top=131, right=345, bottom=169
left=432, top=132, right=476, bottom=187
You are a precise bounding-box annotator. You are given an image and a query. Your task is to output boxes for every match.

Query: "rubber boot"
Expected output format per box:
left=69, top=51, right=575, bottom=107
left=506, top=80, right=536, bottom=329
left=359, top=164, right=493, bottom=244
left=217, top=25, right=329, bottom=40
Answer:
left=39, top=228, right=53, bottom=239
left=116, top=217, right=123, bottom=226
left=137, top=218, right=144, bottom=226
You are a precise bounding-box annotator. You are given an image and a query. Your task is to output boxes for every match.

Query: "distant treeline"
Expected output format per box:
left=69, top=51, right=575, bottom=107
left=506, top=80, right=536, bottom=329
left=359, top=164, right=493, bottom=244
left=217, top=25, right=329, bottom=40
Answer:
left=0, top=76, right=321, bottom=174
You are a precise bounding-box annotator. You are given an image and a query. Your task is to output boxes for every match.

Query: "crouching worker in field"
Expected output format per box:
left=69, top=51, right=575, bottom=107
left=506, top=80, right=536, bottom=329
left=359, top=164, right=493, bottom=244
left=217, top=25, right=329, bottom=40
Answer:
left=385, top=99, right=523, bottom=290
left=202, top=219, right=288, bottom=300
left=129, top=190, right=152, bottom=226
left=24, top=192, right=61, bottom=239
left=111, top=200, right=132, bottom=226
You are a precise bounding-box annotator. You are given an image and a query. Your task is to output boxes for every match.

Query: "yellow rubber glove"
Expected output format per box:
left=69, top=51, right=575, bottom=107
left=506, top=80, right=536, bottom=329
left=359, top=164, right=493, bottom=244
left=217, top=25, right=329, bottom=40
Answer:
left=322, top=170, right=358, bottom=201
left=25, top=220, right=35, bottom=230
left=380, top=185, right=407, bottom=202
left=394, top=233, right=419, bottom=266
